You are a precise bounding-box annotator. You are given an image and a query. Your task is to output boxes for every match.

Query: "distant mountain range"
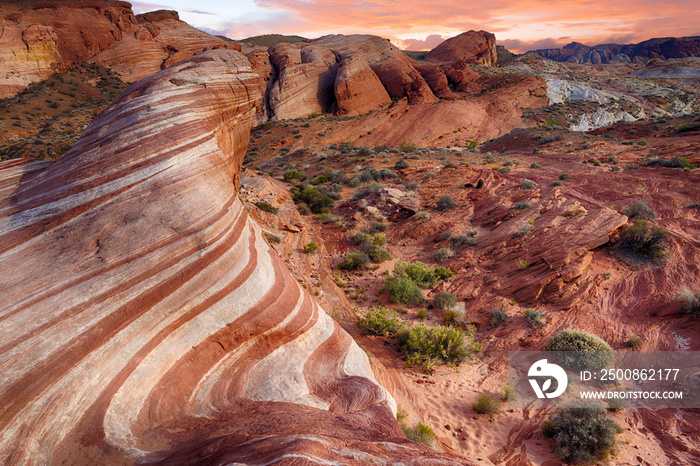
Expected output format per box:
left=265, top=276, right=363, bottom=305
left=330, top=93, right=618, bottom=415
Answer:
left=534, top=36, right=700, bottom=64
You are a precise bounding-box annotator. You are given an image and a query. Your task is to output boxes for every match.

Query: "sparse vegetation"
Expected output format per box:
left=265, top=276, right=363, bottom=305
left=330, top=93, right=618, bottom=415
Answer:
left=434, top=291, right=457, bottom=310
left=473, top=393, right=500, bottom=415
left=356, top=307, right=403, bottom=335
left=385, top=276, right=424, bottom=305
left=338, top=252, right=370, bottom=271
left=627, top=335, right=643, bottom=348
left=303, top=242, right=318, bottom=254
left=525, top=308, right=545, bottom=327
left=521, top=180, right=535, bottom=190
left=542, top=405, right=620, bottom=465
left=395, top=159, right=409, bottom=169
left=491, top=307, right=509, bottom=327
left=500, top=384, right=517, bottom=402
left=559, top=173, right=572, bottom=180
left=436, top=195, right=458, bottom=211
left=678, top=288, right=700, bottom=317
left=255, top=201, right=278, bottom=214
left=402, top=421, right=436, bottom=446
left=434, top=247, right=454, bottom=262
left=545, top=329, right=614, bottom=371
left=392, top=261, right=453, bottom=288
left=264, top=232, right=282, bottom=244
left=619, top=220, right=668, bottom=260
left=622, top=200, right=656, bottom=220
left=396, top=323, right=480, bottom=372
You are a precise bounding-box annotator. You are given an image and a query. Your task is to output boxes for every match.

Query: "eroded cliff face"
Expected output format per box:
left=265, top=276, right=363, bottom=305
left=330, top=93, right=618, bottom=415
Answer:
left=0, top=50, right=466, bottom=465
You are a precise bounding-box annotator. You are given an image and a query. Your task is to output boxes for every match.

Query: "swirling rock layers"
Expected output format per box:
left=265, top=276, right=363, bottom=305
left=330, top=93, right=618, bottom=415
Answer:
left=0, top=50, right=463, bottom=465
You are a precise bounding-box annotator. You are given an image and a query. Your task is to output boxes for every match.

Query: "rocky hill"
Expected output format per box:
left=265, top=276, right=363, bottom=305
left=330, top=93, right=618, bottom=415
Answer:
left=534, top=36, right=700, bottom=64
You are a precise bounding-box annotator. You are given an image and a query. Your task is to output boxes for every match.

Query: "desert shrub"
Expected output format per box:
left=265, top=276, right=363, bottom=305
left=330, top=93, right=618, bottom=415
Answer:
left=525, top=308, right=545, bottom=327
left=264, top=232, right=282, bottom=243
left=402, top=422, right=436, bottom=445
left=295, top=187, right=335, bottom=213
left=646, top=156, right=695, bottom=169
left=303, top=242, right=318, bottom=254
left=356, top=307, right=403, bottom=335
left=417, top=308, right=428, bottom=320
left=545, top=329, right=614, bottom=371
left=385, top=276, right=424, bottom=306
left=436, top=195, right=457, bottom=211
left=399, top=141, right=417, bottom=153
left=521, top=180, right=535, bottom=190
left=559, top=173, right=572, bottom=180
left=377, top=168, right=398, bottom=179
left=619, top=220, right=668, bottom=260
left=415, top=211, right=430, bottom=220
left=451, top=234, right=477, bottom=247
left=283, top=169, right=306, bottom=181
left=627, top=335, right=643, bottom=348
left=434, top=291, right=457, bottom=310
left=405, top=181, right=420, bottom=191
left=514, top=202, right=531, bottom=210
left=530, top=163, right=541, bottom=168
left=501, top=384, right=517, bottom=402
left=353, top=181, right=385, bottom=200
left=396, top=323, right=480, bottom=371
left=439, top=230, right=453, bottom=242
left=514, top=223, right=532, bottom=237
left=551, top=180, right=565, bottom=187
left=338, top=252, right=370, bottom=271
left=393, top=261, right=452, bottom=288
left=678, top=288, right=700, bottom=317
left=317, top=212, right=337, bottom=224
left=622, top=200, right=656, bottom=220
left=473, top=393, right=500, bottom=415
left=434, top=247, right=454, bottom=262
left=467, top=139, right=478, bottom=150
left=542, top=405, right=620, bottom=465
left=368, top=246, right=392, bottom=263
left=491, top=307, right=509, bottom=327
left=255, top=201, right=279, bottom=214
left=373, top=234, right=387, bottom=246
left=395, top=159, right=409, bottom=169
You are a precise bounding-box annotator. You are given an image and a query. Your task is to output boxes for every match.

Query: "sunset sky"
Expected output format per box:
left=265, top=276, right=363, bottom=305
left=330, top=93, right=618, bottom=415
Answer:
left=131, top=0, right=700, bottom=53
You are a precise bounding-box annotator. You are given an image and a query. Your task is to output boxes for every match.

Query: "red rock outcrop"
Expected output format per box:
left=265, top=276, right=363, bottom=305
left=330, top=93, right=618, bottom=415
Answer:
left=93, top=10, right=239, bottom=83
left=0, top=0, right=136, bottom=97
left=424, top=31, right=497, bottom=66
left=0, top=50, right=466, bottom=465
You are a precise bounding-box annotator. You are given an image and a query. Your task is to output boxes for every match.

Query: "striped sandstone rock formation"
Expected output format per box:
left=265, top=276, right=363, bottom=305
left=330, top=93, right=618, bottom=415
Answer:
left=0, top=50, right=465, bottom=465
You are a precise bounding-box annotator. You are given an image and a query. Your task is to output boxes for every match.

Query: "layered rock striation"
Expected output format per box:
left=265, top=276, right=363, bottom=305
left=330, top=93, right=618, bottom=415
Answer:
left=0, top=50, right=463, bottom=465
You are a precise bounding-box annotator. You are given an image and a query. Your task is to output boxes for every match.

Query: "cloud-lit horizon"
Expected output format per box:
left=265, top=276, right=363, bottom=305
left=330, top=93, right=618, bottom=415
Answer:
left=131, top=0, right=700, bottom=53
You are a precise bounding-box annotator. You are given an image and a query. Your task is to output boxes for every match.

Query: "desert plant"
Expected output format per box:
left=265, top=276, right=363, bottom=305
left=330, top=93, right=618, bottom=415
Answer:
left=473, top=393, right=500, bottom=415
left=385, top=276, right=424, bottom=306
left=356, top=307, right=403, bottom=335
left=434, top=291, right=457, bottom=310
left=255, top=201, right=279, bottom=214
left=551, top=180, right=565, bottom=187
left=514, top=223, right=532, bottom=238
left=434, top=247, right=454, bottom=262
left=417, top=308, right=428, bottom=320
left=559, top=173, right=572, bottom=180
left=627, top=335, right=643, bottom=348
left=521, top=180, right=535, bottom=190
left=393, top=261, right=453, bottom=288
left=678, top=288, right=700, bottom=317
left=283, top=169, right=306, bottom=181
left=396, top=323, right=480, bottom=371
left=353, top=181, right=385, bottom=200
left=545, top=329, right=614, bottom=371
left=399, top=141, right=417, bottom=153
left=402, top=422, right=436, bottom=445
left=264, top=232, right=282, bottom=244
left=500, top=384, right=517, bottom=402
left=491, top=307, right=509, bottom=327
left=622, top=200, right=656, bottom=220
left=619, top=220, right=668, bottom=260
left=405, top=181, right=420, bottom=191
left=395, top=159, right=409, bottom=169
left=514, top=202, right=531, bottom=210
left=338, top=252, right=370, bottom=271
left=368, top=246, right=392, bottom=263
left=435, top=195, right=457, bottom=211
left=525, top=308, right=545, bottom=327
left=303, top=242, right=318, bottom=254
left=542, top=405, right=620, bottom=465
left=530, top=163, right=541, bottom=169
left=415, top=211, right=430, bottom=220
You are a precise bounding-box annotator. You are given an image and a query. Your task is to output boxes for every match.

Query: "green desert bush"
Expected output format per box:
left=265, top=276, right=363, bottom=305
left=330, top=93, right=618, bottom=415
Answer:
left=396, top=323, right=480, bottom=372
left=303, top=242, right=318, bottom=254
left=385, top=276, right=424, bottom=306
left=402, top=422, right=436, bottom=445
left=619, top=220, right=668, bottom=260
left=283, top=169, right=306, bottom=181
left=542, top=405, right=620, bottom=465
left=472, top=393, right=500, bottom=415
left=395, top=159, right=410, bottom=169
left=622, top=200, right=656, bottom=220
left=434, top=247, right=454, bottom=262
left=627, top=335, right=643, bottom=348
left=434, top=291, right=457, bottom=310
left=338, top=252, right=370, bottom=271
left=500, top=384, right=517, bottom=402
left=255, top=201, right=279, bottom=214
left=521, top=180, right=535, bottom=190
left=356, top=307, right=403, bottom=335
left=545, top=329, right=614, bottom=371
left=417, top=308, right=428, bottom=320
left=393, top=261, right=453, bottom=288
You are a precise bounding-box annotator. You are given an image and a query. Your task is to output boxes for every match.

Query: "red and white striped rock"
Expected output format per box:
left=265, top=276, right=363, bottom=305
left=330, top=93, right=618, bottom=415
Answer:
left=0, top=50, right=465, bottom=465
